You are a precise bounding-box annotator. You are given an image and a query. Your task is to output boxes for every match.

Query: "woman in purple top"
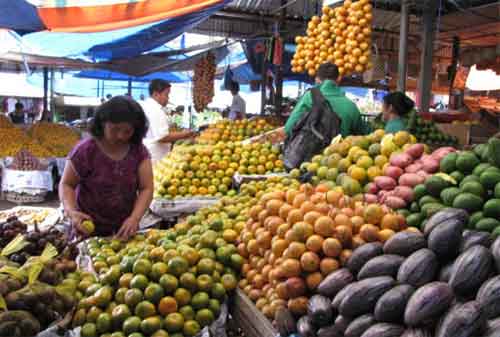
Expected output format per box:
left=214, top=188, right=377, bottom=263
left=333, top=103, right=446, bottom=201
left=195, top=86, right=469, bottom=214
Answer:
left=59, top=96, right=154, bottom=239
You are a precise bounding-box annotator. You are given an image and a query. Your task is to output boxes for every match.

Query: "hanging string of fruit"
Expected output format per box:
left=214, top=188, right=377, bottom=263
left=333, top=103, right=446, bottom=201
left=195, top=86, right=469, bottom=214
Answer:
left=193, top=52, right=216, bottom=112
left=291, top=0, right=373, bottom=77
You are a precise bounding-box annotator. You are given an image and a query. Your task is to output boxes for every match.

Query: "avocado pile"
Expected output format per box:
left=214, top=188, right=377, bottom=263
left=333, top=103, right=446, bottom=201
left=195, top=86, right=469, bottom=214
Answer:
left=405, top=138, right=500, bottom=232
left=408, top=115, right=459, bottom=148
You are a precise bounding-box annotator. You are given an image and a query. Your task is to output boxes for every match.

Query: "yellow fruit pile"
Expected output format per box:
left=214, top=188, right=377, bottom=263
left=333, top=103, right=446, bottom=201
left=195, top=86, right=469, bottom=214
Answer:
left=294, top=130, right=417, bottom=196
left=154, top=142, right=284, bottom=199
left=291, top=0, right=373, bottom=77
left=193, top=52, right=216, bottom=112
left=28, top=122, right=80, bottom=157
left=0, top=115, right=13, bottom=128
left=197, top=118, right=277, bottom=144
left=0, top=127, right=53, bottom=158
left=238, top=183, right=416, bottom=319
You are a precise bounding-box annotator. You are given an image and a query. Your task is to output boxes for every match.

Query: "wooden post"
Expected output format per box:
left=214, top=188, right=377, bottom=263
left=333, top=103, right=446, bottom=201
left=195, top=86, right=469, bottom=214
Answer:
left=50, top=68, right=55, bottom=122
left=260, top=57, right=267, bottom=115
left=418, top=0, right=437, bottom=114
left=397, top=0, right=410, bottom=92
left=274, top=0, right=287, bottom=116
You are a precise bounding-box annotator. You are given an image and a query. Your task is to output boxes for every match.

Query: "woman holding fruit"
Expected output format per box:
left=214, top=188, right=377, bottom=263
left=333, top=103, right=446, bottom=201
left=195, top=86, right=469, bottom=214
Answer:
left=382, top=92, right=415, bottom=134
left=59, top=96, right=154, bottom=239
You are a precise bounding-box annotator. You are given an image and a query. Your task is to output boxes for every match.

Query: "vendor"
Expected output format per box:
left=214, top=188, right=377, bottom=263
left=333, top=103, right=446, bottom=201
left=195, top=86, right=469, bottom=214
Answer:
left=9, top=102, right=25, bottom=124
left=382, top=92, right=415, bottom=133
left=229, top=82, right=246, bottom=120
left=141, top=79, right=196, bottom=163
left=59, top=96, right=154, bottom=239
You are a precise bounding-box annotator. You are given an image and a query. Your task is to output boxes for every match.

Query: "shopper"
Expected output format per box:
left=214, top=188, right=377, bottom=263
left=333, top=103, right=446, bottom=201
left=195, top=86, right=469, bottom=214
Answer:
left=10, top=102, right=25, bottom=124
left=229, top=82, right=246, bottom=120
left=141, top=79, right=195, bottom=163
left=382, top=91, right=415, bottom=133
left=285, top=62, right=369, bottom=137
left=59, top=96, right=154, bottom=239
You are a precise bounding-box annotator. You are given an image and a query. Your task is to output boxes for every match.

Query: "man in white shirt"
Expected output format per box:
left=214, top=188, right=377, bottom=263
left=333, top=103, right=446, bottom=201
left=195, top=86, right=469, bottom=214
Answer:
left=141, top=79, right=195, bottom=163
left=229, top=82, right=246, bottom=120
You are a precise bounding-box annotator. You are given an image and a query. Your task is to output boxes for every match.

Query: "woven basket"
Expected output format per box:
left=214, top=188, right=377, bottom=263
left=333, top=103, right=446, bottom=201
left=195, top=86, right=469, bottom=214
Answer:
left=4, top=191, right=48, bottom=204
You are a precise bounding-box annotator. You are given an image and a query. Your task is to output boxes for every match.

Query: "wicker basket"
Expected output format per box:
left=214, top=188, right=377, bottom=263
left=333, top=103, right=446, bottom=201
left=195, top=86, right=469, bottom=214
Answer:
left=4, top=190, right=48, bottom=204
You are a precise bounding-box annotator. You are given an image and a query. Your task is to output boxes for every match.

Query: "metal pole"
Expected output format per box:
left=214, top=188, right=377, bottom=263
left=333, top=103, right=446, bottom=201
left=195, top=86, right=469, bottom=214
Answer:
left=397, top=0, right=410, bottom=92
left=50, top=68, right=55, bottom=122
left=418, top=0, right=437, bottom=114
left=260, top=57, right=267, bottom=115
left=127, top=79, right=132, bottom=96
left=101, top=80, right=105, bottom=98
left=275, top=0, right=287, bottom=116
left=97, top=80, right=100, bottom=97
left=42, top=67, right=48, bottom=118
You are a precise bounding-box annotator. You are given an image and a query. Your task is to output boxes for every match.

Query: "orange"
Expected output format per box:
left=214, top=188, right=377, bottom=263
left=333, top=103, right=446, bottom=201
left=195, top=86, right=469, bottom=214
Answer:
left=314, top=216, right=334, bottom=237
left=381, top=214, right=400, bottom=231
left=158, top=296, right=178, bottom=316
left=305, top=235, right=324, bottom=253
left=322, top=238, right=342, bottom=258
left=320, top=258, right=340, bottom=275
left=363, top=204, right=384, bottom=225
left=300, top=252, right=320, bottom=272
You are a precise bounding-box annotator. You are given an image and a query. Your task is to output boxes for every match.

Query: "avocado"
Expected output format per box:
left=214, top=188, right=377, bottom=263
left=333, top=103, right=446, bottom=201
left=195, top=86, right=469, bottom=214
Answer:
left=452, top=193, right=484, bottom=213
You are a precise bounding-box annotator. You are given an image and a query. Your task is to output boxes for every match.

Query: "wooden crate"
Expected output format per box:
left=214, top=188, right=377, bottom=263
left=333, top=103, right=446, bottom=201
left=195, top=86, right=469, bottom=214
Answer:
left=436, top=123, right=470, bottom=146
left=230, top=289, right=277, bottom=337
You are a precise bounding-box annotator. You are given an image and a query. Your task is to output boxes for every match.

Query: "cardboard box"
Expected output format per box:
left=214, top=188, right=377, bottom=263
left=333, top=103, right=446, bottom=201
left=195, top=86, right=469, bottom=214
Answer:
left=437, top=123, right=470, bottom=146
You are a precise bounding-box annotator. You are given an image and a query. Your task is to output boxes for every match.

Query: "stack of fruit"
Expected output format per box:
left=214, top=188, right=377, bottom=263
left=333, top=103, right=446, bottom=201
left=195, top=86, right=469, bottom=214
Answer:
left=237, top=183, right=413, bottom=320
left=73, top=229, right=241, bottom=337
left=0, top=127, right=53, bottom=158
left=291, top=0, right=373, bottom=77
left=408, top=114, right=459, bottom=147
left=0, top=114, right=13, bottom=128
left=364, top=144, right=457, bottom=210
left=282, top=208, right=500, bottom=337
left=196, top=118, right=278, bottom=144
left=193, top=53, right=216, bottom=112
left=296, top=130, right=416, bottom=196
left=407, top=138, right=500, bottom=233
left=28, top=122, right=80, bottom=157
left=154, top=142, right=284, bottom=199
left=8, top=149, right=47, bottom=171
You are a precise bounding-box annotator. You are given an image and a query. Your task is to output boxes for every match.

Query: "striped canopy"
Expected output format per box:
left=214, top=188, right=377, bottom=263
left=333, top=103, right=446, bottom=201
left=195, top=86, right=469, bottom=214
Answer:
left=0, top=0, right=226, bottom=33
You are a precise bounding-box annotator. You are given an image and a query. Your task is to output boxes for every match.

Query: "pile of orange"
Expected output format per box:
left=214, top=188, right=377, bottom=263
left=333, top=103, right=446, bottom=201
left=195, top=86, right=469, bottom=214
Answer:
left=291, top=0, right=373, bottom=77
left=196, top=118, right=278, bottom=144
left=237, top=183, right=418, bottom=320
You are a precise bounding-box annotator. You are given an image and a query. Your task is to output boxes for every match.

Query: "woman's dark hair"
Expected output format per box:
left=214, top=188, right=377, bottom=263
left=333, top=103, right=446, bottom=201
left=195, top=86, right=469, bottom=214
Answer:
left=90, top=96, right=148, bottom=145
left=383, top=92, right=415, bottom=116
left=15, top=102, right=24, bottom=110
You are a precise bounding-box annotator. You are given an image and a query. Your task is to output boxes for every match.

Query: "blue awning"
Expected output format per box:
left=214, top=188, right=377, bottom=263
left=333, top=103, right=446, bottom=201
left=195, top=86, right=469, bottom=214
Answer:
left=75, top=70, right=189, bottom=83
left=14, top=0, right=230, bottom=61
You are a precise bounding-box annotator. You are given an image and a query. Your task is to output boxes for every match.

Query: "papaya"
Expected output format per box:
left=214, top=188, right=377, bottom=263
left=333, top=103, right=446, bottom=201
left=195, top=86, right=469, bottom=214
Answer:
left=344, top=314, right=375, bottom=337
left=401, top=328, right=433, bottom=337
left=317, top=325, right=342, bottom=337
left=418, top=195, right=440, bottom=208
left=357, top=255, right=405, bottom=280
left=359, top=323, right=405, bottom=337
left=307, top=295, right=333, bottom=328
left=473, top=163, right=492, bottom=177
left=492, top=236, right=500, bottom=273
left=334, top=315, right=352, bottom=333
left=397, top=249, right=438, bottom=288
left=438, top=261, right=454, bottom=282
left=374, top=284, right=414, bottom=323
left=449, top=245, right=493, bottom=296
left=332, top=283, right=356, bottom=310
left=404, top=282, right=454, bottom=327
left=317, top=268, right=353, bottom=298
left=476, top=275, right=500, bottom=319
left=423, top=208, right=469, bottom=236
left=435, top=301, right=486, bottom=337
left=460, top=230, right=492, bottom=252
left=459, top=174, right=480, bottom=188
left=297, top=316, right=315, bottom=337
left=473, top=143, right=487, bottom=159
left=383, top=231, right=426, bottom=257
left=468, top=211, right=484, bottom=229
left=345, top=242, right=383, bottom=276
left=428, top=218, right=464, bottom=260
left=339, top=276, right=395, bottom=317
left=460, top=181, right=485, bottom=197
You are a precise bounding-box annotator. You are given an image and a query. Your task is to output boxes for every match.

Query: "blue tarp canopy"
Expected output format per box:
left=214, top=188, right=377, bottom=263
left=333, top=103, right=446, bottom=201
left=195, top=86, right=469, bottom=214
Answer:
left=11, top=0, right=230, bottom=61
left=75, top=70, right=189, bottom=83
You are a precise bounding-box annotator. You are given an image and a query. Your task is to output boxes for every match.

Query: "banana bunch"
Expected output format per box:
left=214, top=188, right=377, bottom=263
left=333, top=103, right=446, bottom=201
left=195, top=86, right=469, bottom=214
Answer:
left=193, top=52, right=216, bottom=112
